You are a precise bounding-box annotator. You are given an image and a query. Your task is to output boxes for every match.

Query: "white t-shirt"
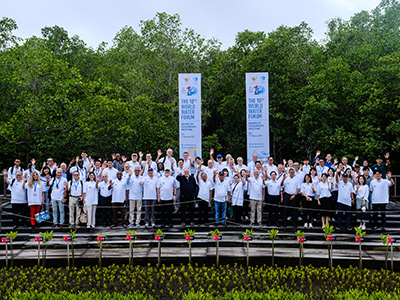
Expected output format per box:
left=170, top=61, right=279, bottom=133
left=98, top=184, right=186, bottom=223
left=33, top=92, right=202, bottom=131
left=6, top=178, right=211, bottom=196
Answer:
left=91, top=167, right=102, bottom=179
left=70, top=166, right=87, bottom=182
left=159, top=157, right=177, bottom=174
left=231, top=181, right=245, bottom=206
left=370, top=179, right=392, bottom=204
left=237, top=164, right=248, bottom=172
left=337, top=180, right=354, bottom=206
left=98, top=181, right=112, bottom=197
left=25, top=181, right=44, bottom=206
left=356, top=185, right=369, bottom=201
left=127, top=161, right=142, bottom=171
left=82, top=158, right=91, bottom=170
left=128, top=175, right=143, bottom=200
left=316, top=181, right=331, bottom=198
left=182, top=159, right=192, bottom=170
left=247, top=161, right=257, bottom=173
left=23, top=168, right=36, bottom=181
left=156, top=175, right=176, bottom=200
left=316, top=165, right=329, bottom=177
left=49, top=177, right=68, bottom=201
left=302, top=165, right=311, bottom=175
left=111, top=178, right=128, bottom=203
left=282, top=176, right=300, bottom=195
left=198, top=180, right=213, bottom=202
left=142, top=175, right=158, bottom=199
left=9, top=179, right=27, bottom=204
left=69, top=179, right=84, bottom=197
left=142, top=161, right=157, bottom=177
left=103, top=168, right=118, bottom=181
left=214, top=161, right=228, bottom=172
left=301, top=182, right=315, bottom=197
left=265, top=180, right=281, bottom=196
left=247, top=177, right=265, bottom=201
left=214, top=177, right=231, bottom=202
left=8, top=166, right=23, bottom=181
left=83, top=181, right=99, bottom=205
left=203, top=167, right=216, bottom=187
left=194, top=165, right=207, bottom=183
left=173, top=167, right=184, bottom=189
left=266, top=164, right=278, bottom=176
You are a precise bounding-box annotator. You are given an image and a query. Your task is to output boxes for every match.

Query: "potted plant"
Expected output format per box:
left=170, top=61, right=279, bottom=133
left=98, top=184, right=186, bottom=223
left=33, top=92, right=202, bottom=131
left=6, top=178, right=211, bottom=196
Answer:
left=126, top=230, right=137, bottom=266
left=268, top=229, right=279, bottom=266
left=5, top=231, right=17, bottom=268
left=97, top=233, right=106, bottom=268
left=39, top=230, right=54, bottom=267
left=295, top=230, right=306, bottom=267
left=381, top=234, right=390, bottom=270
left=354, top=226, right=366, bottom=269
left=211, top=229, right=222, bottom=267
left=242, top=229, right=253, bottom=267
left=155, top=229, right=165, bottom=267
left=323, top=223, right=335, bottom=268
left=183, top=229, right=195, bottom=265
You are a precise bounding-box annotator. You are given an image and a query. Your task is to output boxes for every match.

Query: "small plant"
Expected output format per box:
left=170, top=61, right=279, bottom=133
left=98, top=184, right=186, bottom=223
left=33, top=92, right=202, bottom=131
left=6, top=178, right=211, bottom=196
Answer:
left=68, top=230, right=77, bottom=267
left=242, top=228, right=254, bottom=237
left=39, top=230, right=54, bottom=267
left=6, top=231, right=17, bottom=268
left=381, top=234, right=390, bottom=270
left=242, top=228, right=254, bottom=267
left=211, top=228, right=221, bottom=237
left=183, top=229, right=195, bottom=264
left=156, top=228, right=165, bottom=237
left=97, top=233, right=106, bottom=268
left=295, top=231, right=305, bottom=267
left=355, top=227, right=366, bottom=269
left=126, top=230, right=137, bottom=266
left=155, top=229, right=164, bottom=267
left=211, top=229, right=222, bottom=267
left=268, top=229, right=279, bottom=266
left=323, top=223, right=335, bottom=268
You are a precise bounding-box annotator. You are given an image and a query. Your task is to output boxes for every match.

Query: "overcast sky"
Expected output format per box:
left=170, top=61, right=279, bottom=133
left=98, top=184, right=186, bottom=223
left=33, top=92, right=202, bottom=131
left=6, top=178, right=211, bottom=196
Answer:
left=2, top=0, right=382, bottom=49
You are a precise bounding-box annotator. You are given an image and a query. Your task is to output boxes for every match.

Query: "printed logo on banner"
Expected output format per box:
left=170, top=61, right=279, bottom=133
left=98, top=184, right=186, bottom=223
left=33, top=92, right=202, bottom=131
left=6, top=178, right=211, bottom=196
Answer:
left=182, top=86, right=198, bottom=96
left=248, top=85, right=265, bottom=95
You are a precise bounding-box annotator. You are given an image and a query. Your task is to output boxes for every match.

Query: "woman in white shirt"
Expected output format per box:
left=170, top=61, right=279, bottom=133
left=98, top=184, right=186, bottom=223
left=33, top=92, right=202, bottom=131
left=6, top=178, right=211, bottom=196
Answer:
left=355, top=175, right=369, bottom=230
left=82, top=172, right=99, bottom=228
left=327, top=167, right=338, bottom=222
left=231, top=173, right=245, bottom=224
left=300, top=174, right=316, bottom=228
left=23, top=171, right=45, bottom=228
left=317, top=173, right=332, bottom=228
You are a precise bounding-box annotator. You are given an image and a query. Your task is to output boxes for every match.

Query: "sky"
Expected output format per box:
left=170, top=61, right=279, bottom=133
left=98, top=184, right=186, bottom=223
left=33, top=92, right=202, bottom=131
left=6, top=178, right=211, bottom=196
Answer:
left=2, top=0, right=382, bottom=49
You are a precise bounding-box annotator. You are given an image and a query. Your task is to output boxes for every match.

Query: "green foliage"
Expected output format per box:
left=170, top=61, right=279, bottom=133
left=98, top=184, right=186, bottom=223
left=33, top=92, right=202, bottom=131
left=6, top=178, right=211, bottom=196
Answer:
left=183, top=229, right=195, bottom=236
left=97, top=232, right=106, bottom=245
left=68, top=230, right=77, bottom=240
left=295, top=231, right=305, bottom=238
left=242, top=229, right=254, bottom=237
left=155, top=229, right=165, bottom=237
left=5, top=231, right=17, bottom=241
left=323, top=223, right=335, bottom=238
left=211, top=229, right=221, bottom=236
left=268, top=229, right=279, bottom=241
left=381, top=234, right=390, bottom=245
left=355, top=227, right=366, bottom=238
left=39, top=231, right=54, bottom=244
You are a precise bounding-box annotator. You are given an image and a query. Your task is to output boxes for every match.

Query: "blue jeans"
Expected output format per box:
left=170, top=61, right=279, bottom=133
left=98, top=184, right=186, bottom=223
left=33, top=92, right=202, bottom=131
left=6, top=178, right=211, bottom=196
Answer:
left=337, top=202, right=351, bottom=228
left=215, top=201, right=226, bottom=225
left=51, top=199, right=65, bottom=225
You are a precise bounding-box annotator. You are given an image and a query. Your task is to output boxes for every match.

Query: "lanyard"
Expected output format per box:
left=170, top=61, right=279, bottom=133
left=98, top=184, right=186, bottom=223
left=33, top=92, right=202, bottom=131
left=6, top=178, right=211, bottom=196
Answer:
left=34, top=181, right=38, bottom=192
left=55, top=178, right=61, bottom=188
left=73, top=180, right=80, bottom=190
left=78, top=167, right=85, bottom=177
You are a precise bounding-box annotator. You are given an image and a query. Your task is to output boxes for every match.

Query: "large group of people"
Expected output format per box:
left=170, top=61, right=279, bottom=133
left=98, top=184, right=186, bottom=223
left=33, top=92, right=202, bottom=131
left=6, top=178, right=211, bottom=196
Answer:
left=2, top=149, right=394, bottom=232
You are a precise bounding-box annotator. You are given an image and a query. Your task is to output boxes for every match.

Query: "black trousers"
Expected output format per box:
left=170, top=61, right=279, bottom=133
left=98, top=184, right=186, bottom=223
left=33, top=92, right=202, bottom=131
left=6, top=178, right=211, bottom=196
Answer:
left=160, top=200, right=173, bottom=226
left=233, top=205, right=243, bottom=224
left=198, top=200, right=209, bottom=224
left=12, top=203, right=28, bottom=226
left=267, top=195, right=280, bottom=225
left=302, top=196, right=315, bottom=224
left=373, top=203, right=387, bottom=228
left=283, top=193, right=299, bottom=226
left=180, top=195, right=194, bottom=223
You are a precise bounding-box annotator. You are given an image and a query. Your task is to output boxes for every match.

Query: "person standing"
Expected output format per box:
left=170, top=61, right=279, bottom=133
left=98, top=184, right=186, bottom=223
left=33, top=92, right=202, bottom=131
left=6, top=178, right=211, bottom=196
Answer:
left=173, top=159, right=185, bottom=213
left=156, top=148, right=177, bottom=175
left=102, top=159, right=118, bottom=181
left=301, top=174, right=316, bottom=228
left=97, top=173, right=113, bottom=227
left=48, top=169, right=68, bottom=228
left=355, top=175, right=370, bottom=230
left=281, top=169, right=300, bottom=228
left=196, top=170, right=213, bottom=225
left=370, top=170, right=394, bottom=231
left=8, top=159, right=24, bottom=182
left=213, top=170, right=231, bottom=226
left=335, top=173, right=354, bottom=231
left=23, top=171, right=45, bottom=228
left=127, top=167, right=143, bottom=228
left=140, top=168, right=158, bottom=228
left=3, top=170, right=28, bottom=229
left=68, top=158, right=87, bottom=182
left=246, top=169, right=265, bottom=226
left=156, top=168, right=176, bottom=227
left=127, top=152, right=143, bottom=171
left=265, top=171, right=281, bottom=227
left=68, top=171, right=84, bottom=228
left=141, top=153, right=157, bottom=177
left=82, top=172, right=99, bottom=228
left=316, top=173, right=331, bottom=228
left=109, top=171, right=129, bottom=228
left=371, top=153, right=390, bottom=179
left=230, top=173, right=246, bottom=224
left=176, top=168, right=197, bottom=226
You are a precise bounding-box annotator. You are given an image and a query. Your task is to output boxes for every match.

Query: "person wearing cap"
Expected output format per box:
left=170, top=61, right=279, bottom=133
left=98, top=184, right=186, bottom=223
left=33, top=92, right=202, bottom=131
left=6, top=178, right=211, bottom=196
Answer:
left=140, top=167, right=158, bottom=228
left=127, top=167, right=143, bottom=228
left=246, top=169, right=265, bottom=226
left=212, top=152, right=228, bottom=172
left=176, top=168, right=197, bottom=226
left=370, top=170, right=394, bottom=231
left=127, top=152, right=143, bottom=171
left=213, top=170, right=231, bottom=226
left=335, top=172, right=354, bottom=231
left=371, top=153, right=390, bottom=179
left=156, top=168, right=176, bottom=227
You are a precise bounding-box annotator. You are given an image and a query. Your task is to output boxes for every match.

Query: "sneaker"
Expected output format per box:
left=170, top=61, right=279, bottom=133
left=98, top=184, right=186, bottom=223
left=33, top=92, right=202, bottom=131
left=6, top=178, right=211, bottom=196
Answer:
left=287, top=216, right=292, bottom=221
left=190, top=222, right=195, bottom=226
left=258, top=222, right=262, bottom=227
left=52, top=224, right=58, bottom=228
left=75, top=225, right=80, bottom=229
left=362, top=225, right=366, bottom=230
left=244, top=216, right=249, bottom=220
left=297, top=216, right=303, bottom=221
left=249, top=222, right=254, bottom=227
left=331, top=218, right=336, bottom=222
left=308, top=223, right=313, bottom=228
left=347, top=227, right=352, bottom=232
left=92, top=225, right=95, bottom=228
left=173, top=210, right=179, bottom=214
left=110, top=224, right=116, bottom=229
left=128, top=224, right=134, bottom=229
left=181, top=222, right=186, bottom=226
left=336, top=226, right=341, bottom=231
left=151, top=223, right=156, bottom=228
left=69, top=224, right=74, bottom=229
left=60, top=224, right=64, bottom=229
left=304, top=223, right=308, bottom=228
left=381, top=227, right=386, bottom=231
left=122, top=224, right=127, bottom=228
left=136, top=224, right=141, bottom=228
left=87, top=225, right=91, bottom=228
left=145, top=223, right=149, bottom=228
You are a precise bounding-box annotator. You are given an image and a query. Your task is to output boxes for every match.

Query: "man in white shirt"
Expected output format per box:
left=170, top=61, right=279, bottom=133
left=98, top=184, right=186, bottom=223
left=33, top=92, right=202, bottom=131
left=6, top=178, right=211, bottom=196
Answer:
left=69, top=159, right=88, bottom=182
left=316, top=159, right=329, bottom=179
left=48, top=168, right=68, bottom=228
left=127, top=152, right=143, bottom=171
left=293, top=162, right=305, bottom=184
left=203, top=159, right=216, bottom=187
left=141, top=153, right=157, bottom=177
left=196, top=170, right=213, bottom=224
left=103, top=159, right=118, bottom=181
left=156, top=168, right=176, bottom=227
left=81, top=150, right=92, bottom=170
left=370, top=170, right=394, bottom=231
left=211, top=148, right=228, bottom=171
left=342, top=157, right=352, bottom=171
left=140, top=168, right=158, bottom=228
left=67, top=171, right=84, bottom=228
left=213, top=170, right=231, bottom=226
left=182, top=151, right=194, bottom=170
left=173, top=159, right=185, bottom=213
left=302, top=157, right=311, bottom=175
left=281, top=169, right=300, bottom=228
left=247, top=169, right=265, bottom=226
left=335, top=173, right=354, bottom=231
left=127, top=167, right=143, bottom=228
left=265, top=157, right=278, bottom=178
left=109, top=171, right=128, bottom=228
left=3, top=170, right=28, bottom=228
left=8, top=158, right=24, bottom=184
left=156, top=148, right=177, bottom=175
left=97, top=173, right=113, bottom=227
left=236, top=157, right=248, bottom=172
left=90, top=160, right=103, bottom=179
left=265, top=171, right=281, bottom=227
left=247, top=153, right=258, bottom=173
